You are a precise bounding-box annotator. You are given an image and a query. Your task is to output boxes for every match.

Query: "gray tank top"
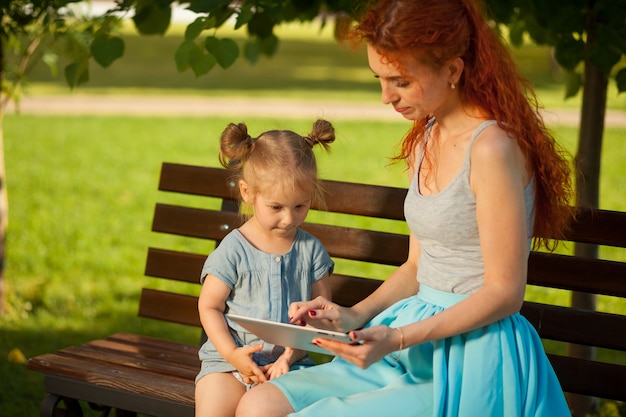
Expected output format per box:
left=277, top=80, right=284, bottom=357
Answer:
left=404, top=120, right=535, bottom=294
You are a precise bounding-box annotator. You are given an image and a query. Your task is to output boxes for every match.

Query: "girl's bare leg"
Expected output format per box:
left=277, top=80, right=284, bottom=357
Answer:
left=196, top=373, right=247, bottom=417
left=236, top=381, right=295, bottom=417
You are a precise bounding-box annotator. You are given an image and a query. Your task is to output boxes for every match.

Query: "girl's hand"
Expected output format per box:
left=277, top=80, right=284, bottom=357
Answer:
left=262, top=346, right=306, bottom=380
left=226, top=344, right=267, bottom=384
left=288, top=296, right=360, bottom=332
left=261, top=355, right=291, bottom=380
left=312, top=325, right=401, bottom=369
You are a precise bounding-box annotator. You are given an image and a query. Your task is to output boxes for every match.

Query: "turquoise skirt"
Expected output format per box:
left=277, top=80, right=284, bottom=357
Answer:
left=271, top=285, right=571, bottom=417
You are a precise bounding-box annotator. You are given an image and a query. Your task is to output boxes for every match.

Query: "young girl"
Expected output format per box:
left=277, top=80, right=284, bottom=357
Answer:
left=195, top=120, right=336, bottom=417
left=237, top=0, right=574, bottom=416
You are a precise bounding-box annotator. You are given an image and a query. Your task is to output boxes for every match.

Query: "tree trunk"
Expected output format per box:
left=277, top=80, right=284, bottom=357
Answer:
left=567, top=17, right=608, bottom=415
left=0, top=30, right=6, bottom=316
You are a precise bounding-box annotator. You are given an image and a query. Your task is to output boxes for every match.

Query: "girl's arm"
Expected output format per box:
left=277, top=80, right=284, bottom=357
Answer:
left=265, top=271, right=333, bottom=379
left=198, top=275, right=267, bottom=383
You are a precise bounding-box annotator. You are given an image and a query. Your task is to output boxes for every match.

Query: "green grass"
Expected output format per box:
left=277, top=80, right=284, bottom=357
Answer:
left=1, top=113, right=625, bottom=416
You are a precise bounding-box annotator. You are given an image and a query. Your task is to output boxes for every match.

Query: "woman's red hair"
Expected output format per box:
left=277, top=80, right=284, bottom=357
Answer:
left=353, top=0, right=574, bottom=248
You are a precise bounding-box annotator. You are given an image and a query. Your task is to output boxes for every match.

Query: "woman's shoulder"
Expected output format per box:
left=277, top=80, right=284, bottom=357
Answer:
left=470, top=121, right=530, bottom=185
left=471, top=122, right=520, bottom=160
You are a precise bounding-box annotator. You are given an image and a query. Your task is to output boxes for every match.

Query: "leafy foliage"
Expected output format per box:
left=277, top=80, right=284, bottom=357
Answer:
left=1, top=0, right=125, bottom=93
left=486, top=0, right=626, bottom=97
left=2, top=0, right=624, bottom=95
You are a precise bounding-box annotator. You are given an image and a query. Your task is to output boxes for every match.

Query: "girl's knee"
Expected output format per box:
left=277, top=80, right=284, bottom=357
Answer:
left=236, top=383, right=291, bottom=417
left=235, top=387, right=261, bottom=417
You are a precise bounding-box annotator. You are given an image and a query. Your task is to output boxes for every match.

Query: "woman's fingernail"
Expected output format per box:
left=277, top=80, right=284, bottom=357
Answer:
left=309, top=310, right=317, bottom=317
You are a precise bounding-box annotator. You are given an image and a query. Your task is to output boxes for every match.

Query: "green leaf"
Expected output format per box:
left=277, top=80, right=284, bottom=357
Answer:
left=174, top=40, right=200, bottom=72
left=554, top=36, right=585, bottom=71
left=564, top=70, right=582, bottom=99
left=90, top=34, right=124, bottom=68
left=185, top=17, right=209, bottom=41
left=190, top=53, right=217, bottom=77
left=588, top=44, right=622, bottom=77
left=187, top=0, right=230, bottom=14
left=132, top=0, right=171, bottom=35
left=616, top=68, right=626, bottom=94
left=64, top=59, right=89, bottom=89
left=244, top=40, right=260, bottom=65
left=204, top=36, right=239, bottom=68
left=508, top=21, right=525, bottom=48
left=247, top=12, right=274, bottom=38
left=42, top=52, right=59, bottom=78
left=235, top=4, right=254, bottom=30
left=258, top=34, right=279, bottom=57
left=174, top=39, right=216, bottom=76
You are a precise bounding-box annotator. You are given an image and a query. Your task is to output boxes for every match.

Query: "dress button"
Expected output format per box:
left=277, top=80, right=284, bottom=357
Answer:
left=275, top=256, right=281, bottom=262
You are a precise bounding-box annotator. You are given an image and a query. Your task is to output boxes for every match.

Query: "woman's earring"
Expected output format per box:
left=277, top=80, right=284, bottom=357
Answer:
left=451, top=83, right=456, bottom=89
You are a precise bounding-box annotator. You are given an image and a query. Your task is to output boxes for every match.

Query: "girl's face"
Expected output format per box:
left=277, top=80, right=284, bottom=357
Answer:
left=367, top=44, right=454, bottom=121
left=241, top=180, right=312, bottom=239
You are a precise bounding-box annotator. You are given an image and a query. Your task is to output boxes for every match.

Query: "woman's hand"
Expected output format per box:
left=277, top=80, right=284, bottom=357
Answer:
left=312, top=325, right=401, bottom=369
left=288, top=296, right=361, bottom=332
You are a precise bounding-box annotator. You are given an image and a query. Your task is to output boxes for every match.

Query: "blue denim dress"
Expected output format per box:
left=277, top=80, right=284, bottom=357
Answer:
left=196, top=228, right=334, bottom=383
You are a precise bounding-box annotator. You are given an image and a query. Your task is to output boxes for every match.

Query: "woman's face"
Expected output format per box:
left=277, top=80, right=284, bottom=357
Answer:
left=367, top=44, right=453, bottom=121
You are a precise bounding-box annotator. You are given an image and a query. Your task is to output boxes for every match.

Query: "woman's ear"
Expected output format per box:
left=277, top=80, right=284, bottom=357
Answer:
left=239, top=180, right=252, bottom=204
left=448, top=57, right=464, bottom=85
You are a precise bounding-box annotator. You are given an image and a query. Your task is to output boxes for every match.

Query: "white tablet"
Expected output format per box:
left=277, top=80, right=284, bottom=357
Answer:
left=227, top=313, right=353, bottom=355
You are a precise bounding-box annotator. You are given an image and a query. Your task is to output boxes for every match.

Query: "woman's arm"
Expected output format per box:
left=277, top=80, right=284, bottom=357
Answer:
left=289, top=220, right=421, bottom=332
left=316, top=128, right=531, bottom=368
left=395, top=130, right=529, bottom=344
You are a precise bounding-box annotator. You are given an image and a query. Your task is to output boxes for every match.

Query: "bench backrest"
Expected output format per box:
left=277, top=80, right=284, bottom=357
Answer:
left=140, top=162, right=626, bottom=403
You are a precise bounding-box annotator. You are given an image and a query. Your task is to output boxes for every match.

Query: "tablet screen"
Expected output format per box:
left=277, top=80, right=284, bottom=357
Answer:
left=227, top=313, right=352, bottom=355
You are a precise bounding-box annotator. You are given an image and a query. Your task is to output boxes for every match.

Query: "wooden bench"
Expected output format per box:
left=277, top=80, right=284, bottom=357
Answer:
left=27, top=162, right=626, bottom=417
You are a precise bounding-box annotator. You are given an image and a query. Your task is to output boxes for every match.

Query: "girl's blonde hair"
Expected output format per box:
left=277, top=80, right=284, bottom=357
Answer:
left=219, top=119, right=335, bottom=208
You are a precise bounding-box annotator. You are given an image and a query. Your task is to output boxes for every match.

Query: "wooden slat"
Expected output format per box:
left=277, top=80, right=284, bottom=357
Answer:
left=319, top=180, right=407, bottom=220
left=57, top=345, right=198, bottom=380
left=152, top=204, right=408, bottom=265
left=159, top=163, right=407, bottom=220
left=152, top=204, right=243, bottom=240
left=138, top=289, right=201, bottom=328
left=549, top=354, right=626, bottom=401
left=521, top=302, right=626, bottom=351
left=84, top=336, right=199, bottom=369
left=303, top=223, right=408, bottom=265
left=145, top=248, right=205, bottom=284
left=528, top=252, right=626, bottom=297
left=27, top=353, right=195, bottom=406
left=565, top=208, right=626, bottom=248
left=107, top=333, right=199, bottom=355
left=159, top=163, right=236, bottom=200
left=330, top=275, right=383, bottom=307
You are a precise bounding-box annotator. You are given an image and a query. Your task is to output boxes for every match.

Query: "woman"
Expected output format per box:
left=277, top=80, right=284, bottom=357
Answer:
left=235, top=0, right=573, bottom=415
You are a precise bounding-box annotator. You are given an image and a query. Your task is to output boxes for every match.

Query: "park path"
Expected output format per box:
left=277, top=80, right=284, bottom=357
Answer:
left=6, top=94, right=626, bottom=127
